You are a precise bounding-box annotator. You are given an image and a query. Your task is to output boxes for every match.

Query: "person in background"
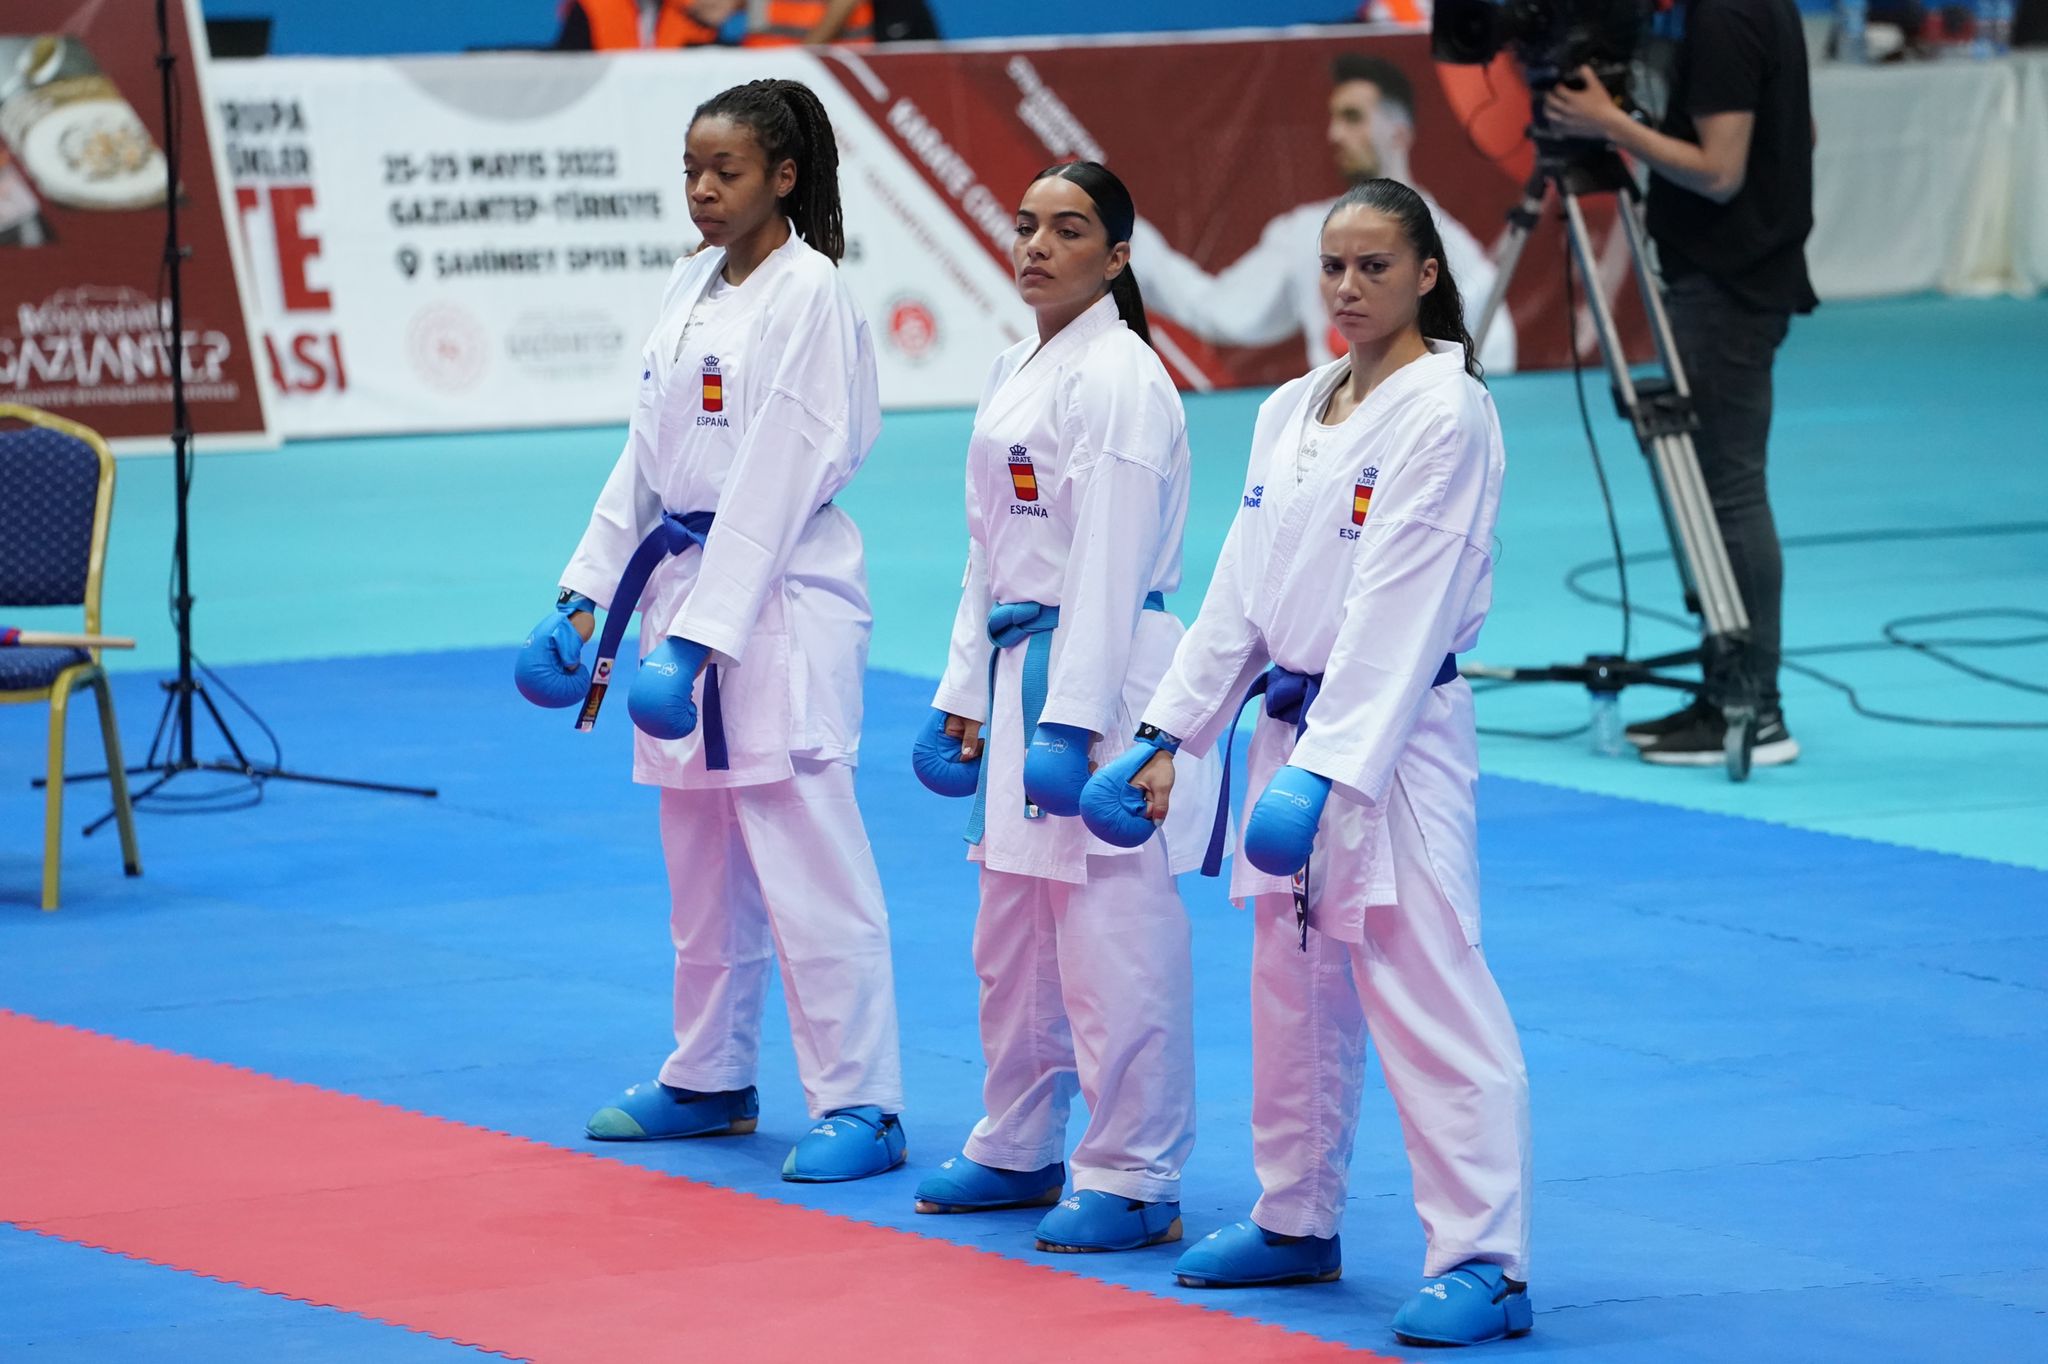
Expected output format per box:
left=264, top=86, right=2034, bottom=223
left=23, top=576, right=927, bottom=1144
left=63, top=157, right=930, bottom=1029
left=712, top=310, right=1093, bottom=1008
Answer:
left=555, top=0, right=743, bottom=49
left=743, top=0, right=875, bottom=44
left=1543, top=0, right=1816, bottom=767
left=1131, top=54, right=1516, bottom=376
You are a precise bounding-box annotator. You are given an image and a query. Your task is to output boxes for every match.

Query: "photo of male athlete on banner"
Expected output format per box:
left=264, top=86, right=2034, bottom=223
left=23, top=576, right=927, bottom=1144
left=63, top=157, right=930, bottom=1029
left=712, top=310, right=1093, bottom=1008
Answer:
left=1131, top=53, right=1518, bottom=375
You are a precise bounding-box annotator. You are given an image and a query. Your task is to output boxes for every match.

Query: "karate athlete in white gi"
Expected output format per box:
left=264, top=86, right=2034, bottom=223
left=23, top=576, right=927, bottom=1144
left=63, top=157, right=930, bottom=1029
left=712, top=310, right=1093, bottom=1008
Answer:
left=907, top=162, right=1219, bottom=1254
left=1081, top=179, right=1534, bottom=1346
left=513, top=79, right=907, bottom=1184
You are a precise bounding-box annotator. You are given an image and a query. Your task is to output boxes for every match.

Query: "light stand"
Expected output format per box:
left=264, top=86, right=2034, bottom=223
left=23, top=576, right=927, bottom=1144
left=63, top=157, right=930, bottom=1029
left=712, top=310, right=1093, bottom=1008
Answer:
left=41, top=0, right=438, bottom=829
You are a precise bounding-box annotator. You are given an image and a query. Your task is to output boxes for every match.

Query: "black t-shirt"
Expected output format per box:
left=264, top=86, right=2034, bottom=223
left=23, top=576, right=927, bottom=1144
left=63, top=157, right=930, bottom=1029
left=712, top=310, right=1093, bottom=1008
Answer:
left=1646, top=0, right=1820, bottom=315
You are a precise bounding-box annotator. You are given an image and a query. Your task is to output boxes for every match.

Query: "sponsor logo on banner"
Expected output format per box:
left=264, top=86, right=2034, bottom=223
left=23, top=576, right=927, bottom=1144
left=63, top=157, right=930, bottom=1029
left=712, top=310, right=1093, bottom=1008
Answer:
left=0, top=7, right=268, bottom=443
left=0, top=285, right=241, bottom=409
left=406, top=302, right=488, bottom=392
left=504, top=311, right=626, bottom=380
left=1007, top=444, right=1038, bottom=502
left=886, top=294, right=938, bottom=362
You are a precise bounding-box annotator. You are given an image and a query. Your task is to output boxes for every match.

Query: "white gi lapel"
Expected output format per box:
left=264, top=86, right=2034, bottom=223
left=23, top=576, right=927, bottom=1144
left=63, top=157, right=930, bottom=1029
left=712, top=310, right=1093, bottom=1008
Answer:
left=655, top=254, right=729, bottom=460
left=1251, top=361, right=1346, bottom=628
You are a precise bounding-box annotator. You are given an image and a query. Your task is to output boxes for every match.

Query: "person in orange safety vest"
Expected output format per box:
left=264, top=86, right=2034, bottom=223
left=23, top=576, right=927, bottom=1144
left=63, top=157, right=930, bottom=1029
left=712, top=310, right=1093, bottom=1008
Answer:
left=743, top=0, right=874, bottom=45
left=555, top=0, right=741, bottom=50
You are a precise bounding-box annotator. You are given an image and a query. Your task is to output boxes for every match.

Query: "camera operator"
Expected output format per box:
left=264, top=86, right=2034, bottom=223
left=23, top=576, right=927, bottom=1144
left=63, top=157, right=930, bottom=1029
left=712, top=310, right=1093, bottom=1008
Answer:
left=1543, top=0, right=1816, bottom=768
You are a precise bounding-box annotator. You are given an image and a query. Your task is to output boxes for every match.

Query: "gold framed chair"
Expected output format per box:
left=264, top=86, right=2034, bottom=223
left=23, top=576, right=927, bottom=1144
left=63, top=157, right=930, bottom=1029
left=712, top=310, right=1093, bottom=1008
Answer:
left=0, top=403, right=141, bottom=910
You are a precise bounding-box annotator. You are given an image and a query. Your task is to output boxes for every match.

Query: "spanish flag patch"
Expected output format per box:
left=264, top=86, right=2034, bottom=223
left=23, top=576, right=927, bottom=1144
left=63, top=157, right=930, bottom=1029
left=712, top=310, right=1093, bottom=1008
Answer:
left=701, top=356, right=724, bottom=413
left=1352, top=466, right=1378, bottom=526
left=1008, top=444, right=1038, bottom=502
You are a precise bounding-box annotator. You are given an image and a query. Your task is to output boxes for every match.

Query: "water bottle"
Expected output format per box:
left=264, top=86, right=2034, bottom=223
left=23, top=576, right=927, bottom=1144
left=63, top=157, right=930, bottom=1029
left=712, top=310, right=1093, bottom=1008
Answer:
left=1836, top=0, right=1868, bottom=63
left=1585, top=657, right=1629, bottom=757
left=1589, top=690, right=1627, bottom=757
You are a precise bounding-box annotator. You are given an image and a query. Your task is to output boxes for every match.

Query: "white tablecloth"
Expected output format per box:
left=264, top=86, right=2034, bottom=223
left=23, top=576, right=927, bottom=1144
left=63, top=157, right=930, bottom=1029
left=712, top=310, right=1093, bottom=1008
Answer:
left=1809, top=53, right=2048, bottom=299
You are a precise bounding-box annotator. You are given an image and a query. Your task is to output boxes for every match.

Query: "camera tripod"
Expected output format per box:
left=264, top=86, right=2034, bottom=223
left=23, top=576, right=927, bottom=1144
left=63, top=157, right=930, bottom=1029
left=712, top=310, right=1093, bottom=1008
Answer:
left=1465, top=135, right=1760, bottom=780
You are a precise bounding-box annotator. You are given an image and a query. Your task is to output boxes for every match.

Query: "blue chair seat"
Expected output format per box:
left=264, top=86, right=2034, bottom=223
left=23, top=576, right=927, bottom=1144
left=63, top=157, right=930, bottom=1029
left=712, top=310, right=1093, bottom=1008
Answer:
left=0, top=644, right=90, bottom=692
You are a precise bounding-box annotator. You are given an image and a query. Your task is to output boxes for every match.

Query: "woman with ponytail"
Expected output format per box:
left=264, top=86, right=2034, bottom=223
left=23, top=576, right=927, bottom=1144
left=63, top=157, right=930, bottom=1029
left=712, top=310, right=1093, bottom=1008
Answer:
left=515, top=79, right=907, bottom=1184
left=1084, top=179, right=1535, bottom=1345
left=910, top=161, right=1218, bottom=1254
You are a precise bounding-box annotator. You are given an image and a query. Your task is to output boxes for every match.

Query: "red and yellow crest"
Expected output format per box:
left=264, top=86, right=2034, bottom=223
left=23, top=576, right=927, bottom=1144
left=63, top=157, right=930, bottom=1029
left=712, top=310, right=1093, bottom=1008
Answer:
left=701, top=356, right=724, bottom=413
left=1352, top=466, right=1379, bottom=526
left=1007, top=445, right=1038, bottom=502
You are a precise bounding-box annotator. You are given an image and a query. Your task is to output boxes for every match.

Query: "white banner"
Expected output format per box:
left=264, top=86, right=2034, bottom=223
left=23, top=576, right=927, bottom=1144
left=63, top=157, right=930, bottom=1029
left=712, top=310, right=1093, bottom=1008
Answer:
left=211, top=51, right=1029, bottom=438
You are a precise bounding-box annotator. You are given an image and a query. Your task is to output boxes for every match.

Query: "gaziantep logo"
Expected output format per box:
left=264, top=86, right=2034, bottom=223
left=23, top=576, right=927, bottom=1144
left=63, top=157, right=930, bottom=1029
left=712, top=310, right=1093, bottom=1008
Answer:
left=2, top=285, right=234, bottom=399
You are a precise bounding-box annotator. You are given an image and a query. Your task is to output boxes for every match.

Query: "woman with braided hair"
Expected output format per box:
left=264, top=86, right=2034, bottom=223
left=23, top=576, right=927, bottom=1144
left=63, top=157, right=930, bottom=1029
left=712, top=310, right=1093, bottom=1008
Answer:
left=513, top=79, right=907, bottom=1183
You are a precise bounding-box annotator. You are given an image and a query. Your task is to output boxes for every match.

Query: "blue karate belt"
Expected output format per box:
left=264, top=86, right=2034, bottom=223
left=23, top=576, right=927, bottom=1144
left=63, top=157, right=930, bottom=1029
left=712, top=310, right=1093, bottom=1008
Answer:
left=965, top=590, right=1167, bottom=846
left=1203, top=653, right=1459, bottom=946
left=576, top=510, right=729, bottom=771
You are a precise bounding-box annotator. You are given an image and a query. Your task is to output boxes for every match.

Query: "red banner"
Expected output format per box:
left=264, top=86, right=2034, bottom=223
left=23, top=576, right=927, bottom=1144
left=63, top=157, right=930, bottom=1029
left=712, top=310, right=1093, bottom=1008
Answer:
left=830, top=29, right=1643, bottom=389
left=1, top=0, right=269, bottom=444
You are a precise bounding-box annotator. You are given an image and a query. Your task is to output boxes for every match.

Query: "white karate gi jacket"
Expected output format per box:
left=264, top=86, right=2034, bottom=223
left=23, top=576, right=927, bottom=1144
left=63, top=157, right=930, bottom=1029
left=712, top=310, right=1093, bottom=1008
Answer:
left=561, top=228, right=881, bottom=790
left=933, top=294, right=1220, bottom=885
left=1143, top=341, right=1504, bottom=943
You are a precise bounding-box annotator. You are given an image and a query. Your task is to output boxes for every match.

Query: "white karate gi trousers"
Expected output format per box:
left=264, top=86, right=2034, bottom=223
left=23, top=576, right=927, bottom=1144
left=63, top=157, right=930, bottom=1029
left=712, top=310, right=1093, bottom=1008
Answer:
left=963, top=840, right=1195, bottom=1204
left=1246, top=784, right=1531, bottom=1280
left=655, top=759, right=905, bottom=1119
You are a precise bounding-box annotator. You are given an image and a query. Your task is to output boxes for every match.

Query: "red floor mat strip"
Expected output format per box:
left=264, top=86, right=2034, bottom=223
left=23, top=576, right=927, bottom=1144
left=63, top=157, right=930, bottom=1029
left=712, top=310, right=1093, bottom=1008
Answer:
left=0, top=1012, right=1394, bottom=1363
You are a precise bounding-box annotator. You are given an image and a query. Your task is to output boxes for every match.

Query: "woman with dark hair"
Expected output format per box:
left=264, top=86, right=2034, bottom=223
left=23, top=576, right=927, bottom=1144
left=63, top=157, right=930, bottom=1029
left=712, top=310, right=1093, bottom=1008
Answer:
left=909, top=161, right=1218, bottom=1254
left=1082, top=179, right=1534, bottom=1346
left=513, top=79, right=907, bottom=1185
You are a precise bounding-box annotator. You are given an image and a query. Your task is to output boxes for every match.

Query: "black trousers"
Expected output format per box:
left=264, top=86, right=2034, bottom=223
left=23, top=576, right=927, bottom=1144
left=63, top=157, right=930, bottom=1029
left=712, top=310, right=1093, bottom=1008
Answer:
left=1663, top=272, right=1793, bottom=710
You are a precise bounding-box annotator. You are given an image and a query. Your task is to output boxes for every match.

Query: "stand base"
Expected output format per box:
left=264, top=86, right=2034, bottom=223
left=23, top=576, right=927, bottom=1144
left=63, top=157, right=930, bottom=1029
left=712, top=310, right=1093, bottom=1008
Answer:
left=31, top=674, right=438, bottom=835
left=1463, top=649, right=1757, bottom=781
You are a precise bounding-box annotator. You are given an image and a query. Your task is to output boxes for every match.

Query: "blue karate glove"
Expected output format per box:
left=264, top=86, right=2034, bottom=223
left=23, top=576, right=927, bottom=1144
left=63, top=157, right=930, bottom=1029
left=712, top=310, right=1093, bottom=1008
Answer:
left=514, top=593, right=597, bottom=709
left=1022, top=721, right=1094, bottom=817
left=911, top=708, right=981, bottom=798
left=628, top=636, right=711, bottom=741
left=1079, top=732, right=1177, bottom=848
left=1242, top=765, right=1332, bottom=877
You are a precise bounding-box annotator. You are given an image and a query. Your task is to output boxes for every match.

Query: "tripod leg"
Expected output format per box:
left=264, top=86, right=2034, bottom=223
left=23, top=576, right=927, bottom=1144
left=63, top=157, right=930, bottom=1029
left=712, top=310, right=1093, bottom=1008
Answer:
left=215, top=766, right=440, bottom=799
left=1474, top=167, right=1548, bottom=356
left=142, top=681, right=176, bottom=770
left=1557, top=188, right=1759, bottom=777
left=195, top=685, right=258, bottom=771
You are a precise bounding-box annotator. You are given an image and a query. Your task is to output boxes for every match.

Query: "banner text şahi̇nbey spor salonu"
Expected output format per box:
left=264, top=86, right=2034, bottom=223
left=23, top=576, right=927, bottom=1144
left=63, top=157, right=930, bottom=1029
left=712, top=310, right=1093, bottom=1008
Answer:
left=212, top=34, right=1629, bottom=439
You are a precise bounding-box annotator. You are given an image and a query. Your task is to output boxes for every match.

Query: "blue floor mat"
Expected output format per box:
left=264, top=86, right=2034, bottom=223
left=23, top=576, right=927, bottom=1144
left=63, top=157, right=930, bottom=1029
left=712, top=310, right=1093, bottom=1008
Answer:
left=0, top=1226, right=501, bottom=1361
left=3, top=648, right=2045, bottom=1359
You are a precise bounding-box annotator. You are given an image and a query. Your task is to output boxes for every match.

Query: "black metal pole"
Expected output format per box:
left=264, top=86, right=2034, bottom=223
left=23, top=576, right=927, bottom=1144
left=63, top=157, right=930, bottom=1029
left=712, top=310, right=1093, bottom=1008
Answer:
left=155, top=0, right=198, bottom=770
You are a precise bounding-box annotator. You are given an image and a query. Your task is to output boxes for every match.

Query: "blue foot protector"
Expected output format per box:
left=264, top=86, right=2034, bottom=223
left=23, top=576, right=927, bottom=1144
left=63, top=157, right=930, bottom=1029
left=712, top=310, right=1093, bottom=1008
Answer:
left=1033, top=1190, right=1182, bottom=1253
left=780, top=1105, right=908, bottom=1183
left=913, top=1154, right=1067, bottom=1213
left=585, top=1082, right=760, bottom=1141
left=1172, top=1219, right=1341, bottom=1288
left=1391, top=1260, right=1533, bottom=1347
